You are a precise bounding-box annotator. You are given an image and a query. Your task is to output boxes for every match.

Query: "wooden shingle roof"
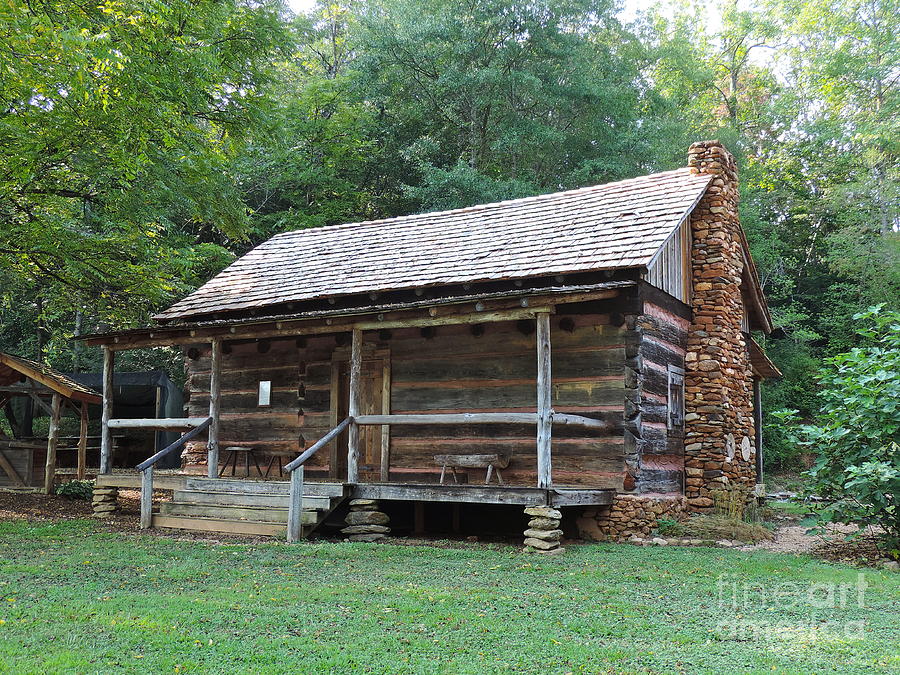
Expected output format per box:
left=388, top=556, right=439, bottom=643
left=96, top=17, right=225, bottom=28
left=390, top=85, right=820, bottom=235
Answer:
left=156, top=168, right=713, bottom=321
left=0, top=352, right=102, bottom=403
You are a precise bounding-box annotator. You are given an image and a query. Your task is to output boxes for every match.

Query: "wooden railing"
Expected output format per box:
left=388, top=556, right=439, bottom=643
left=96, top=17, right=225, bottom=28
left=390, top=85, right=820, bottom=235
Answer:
left=284, top=411, right=608, bottom=543
left=284, top=417, right=352, bottom=542
left=136, top=417, right=212, bottom=529
left=353, top=412, right=607, bottom=429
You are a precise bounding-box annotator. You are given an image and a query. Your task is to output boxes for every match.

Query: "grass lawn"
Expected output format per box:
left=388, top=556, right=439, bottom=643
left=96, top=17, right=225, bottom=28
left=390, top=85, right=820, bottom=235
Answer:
left=0, top=520, right=897, bottom=674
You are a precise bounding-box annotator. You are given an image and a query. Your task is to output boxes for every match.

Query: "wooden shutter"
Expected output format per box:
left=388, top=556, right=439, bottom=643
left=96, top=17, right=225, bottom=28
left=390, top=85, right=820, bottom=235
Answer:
left=668, top=365, right=685, bottom=429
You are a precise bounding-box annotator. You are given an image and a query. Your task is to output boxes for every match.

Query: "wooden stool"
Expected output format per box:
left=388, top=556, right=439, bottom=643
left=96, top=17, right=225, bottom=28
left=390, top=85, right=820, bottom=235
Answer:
left=263, top=452, right=295, bottom=479
left=219, top=446, right=263, bottom=478
left=434, top=453, right=510, bottom=485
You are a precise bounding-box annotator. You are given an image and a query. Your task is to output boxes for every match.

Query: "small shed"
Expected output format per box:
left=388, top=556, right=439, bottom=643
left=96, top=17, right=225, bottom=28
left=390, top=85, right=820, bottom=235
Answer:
left=0, top=352, right=101, bottom=492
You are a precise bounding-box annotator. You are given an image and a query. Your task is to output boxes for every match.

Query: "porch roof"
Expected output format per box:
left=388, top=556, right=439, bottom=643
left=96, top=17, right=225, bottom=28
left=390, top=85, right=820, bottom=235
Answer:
left=0, top=352, right=101, bottom=404
left=155, top=169, right=712, bottom=322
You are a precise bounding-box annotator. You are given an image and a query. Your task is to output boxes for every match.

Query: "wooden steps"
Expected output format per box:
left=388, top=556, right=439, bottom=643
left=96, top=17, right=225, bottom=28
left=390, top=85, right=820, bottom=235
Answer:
left=150, top=478, right=347, bottom=538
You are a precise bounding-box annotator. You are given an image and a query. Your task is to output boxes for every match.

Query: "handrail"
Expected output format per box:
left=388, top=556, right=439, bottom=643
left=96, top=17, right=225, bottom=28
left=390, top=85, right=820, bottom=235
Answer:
left=109, top=417, right=209, bottom=430
left=285, top=417, right=352, bottom=473
left=136, top=417, right=212, bottom=471
left=285, top=416, right=352, bottom=542
left=136, top=416, right=212, bottom=529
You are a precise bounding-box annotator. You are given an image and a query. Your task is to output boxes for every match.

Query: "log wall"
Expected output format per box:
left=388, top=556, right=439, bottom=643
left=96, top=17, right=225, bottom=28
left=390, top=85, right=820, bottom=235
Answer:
left=621, top=284, right=689, bottom=495
left=183, top=311, right=627, bottom=489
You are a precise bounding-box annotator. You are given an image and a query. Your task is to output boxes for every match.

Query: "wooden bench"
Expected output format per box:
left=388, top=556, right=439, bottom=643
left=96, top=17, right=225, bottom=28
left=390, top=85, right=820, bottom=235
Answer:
left=434, top=453, right=510, bottom=485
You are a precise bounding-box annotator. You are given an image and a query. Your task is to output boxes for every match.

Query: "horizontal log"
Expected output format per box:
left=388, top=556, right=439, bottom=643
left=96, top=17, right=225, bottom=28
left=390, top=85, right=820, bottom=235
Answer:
left=388, top=321, right=626, bottom=359
left=108, top=417, right=209, bottom=430
left=391, top=379, right=624, bottom=410
left=355, top=412, right=610, bottom=430
left=356, top=412, right=539, bottom=425
left=551, top=413, right=609, bottom=429
left=388, top=417, right=622, bottom=440
left=392, top=348, right=624, bottom=383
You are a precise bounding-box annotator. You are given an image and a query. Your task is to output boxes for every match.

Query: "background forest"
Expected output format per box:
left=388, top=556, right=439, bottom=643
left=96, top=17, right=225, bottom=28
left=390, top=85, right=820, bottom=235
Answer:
left=1, top=0, right=897, bottom=470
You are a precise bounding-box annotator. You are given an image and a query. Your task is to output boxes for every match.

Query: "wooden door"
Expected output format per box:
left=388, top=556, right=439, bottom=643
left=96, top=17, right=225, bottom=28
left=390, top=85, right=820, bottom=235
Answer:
left=333, top=351, right=390, bottom=481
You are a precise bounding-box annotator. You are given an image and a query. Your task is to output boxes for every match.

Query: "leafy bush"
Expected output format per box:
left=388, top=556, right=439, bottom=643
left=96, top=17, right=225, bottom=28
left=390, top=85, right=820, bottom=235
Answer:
left=55, top=480, right=94, bottom=500
left=654, top=517, right=684, bottom=536
left=778, top=306, right=900, bottom=554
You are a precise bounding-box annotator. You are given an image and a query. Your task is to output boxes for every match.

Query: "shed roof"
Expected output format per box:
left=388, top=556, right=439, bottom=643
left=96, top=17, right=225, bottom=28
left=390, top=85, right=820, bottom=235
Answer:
left=0, top=352, right=102, bottom=404
left=156, top=168, right=713, bottom=321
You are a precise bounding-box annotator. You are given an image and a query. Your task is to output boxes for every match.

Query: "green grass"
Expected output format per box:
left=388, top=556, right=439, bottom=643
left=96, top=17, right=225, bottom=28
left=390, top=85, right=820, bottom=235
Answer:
left=0, top=520, right=898, bottom=674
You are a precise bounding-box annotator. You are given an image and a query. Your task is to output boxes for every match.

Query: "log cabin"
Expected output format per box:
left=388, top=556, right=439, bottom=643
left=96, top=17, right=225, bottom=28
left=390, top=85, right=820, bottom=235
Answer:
left=81, top=141, right=780, bottom=549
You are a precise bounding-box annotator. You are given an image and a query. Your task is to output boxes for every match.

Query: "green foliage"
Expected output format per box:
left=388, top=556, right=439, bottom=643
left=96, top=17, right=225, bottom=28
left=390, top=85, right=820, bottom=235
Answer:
left=0, top=0, right=897, bottom=441
left=654, top=516, right=683, bottom=536
left=0, top=0, right=289, bottom=342
left=780, top=306, right=900, bottom=549
left=54, top=480, right=95, bottom=500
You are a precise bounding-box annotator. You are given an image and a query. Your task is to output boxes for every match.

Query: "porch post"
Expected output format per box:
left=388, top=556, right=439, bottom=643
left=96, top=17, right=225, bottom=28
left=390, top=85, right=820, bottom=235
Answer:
left=43, top=393, right=62, bottom=494
left=207, top=339, right=222, bottom=479
left=100, top=346, right=114, bottom=474
left=347, top=328, right=362, bottom=483
left=77, top=401, right=88, bottom=480
left=536, top=312, right=552, bottom=488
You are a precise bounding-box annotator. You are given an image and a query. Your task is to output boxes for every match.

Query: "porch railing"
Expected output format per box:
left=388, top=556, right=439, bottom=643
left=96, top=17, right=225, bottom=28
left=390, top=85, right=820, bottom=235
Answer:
left=284, top=417, right=351, bottom=542
left=136, top=416, right=212, bottom=529
left=284, top=411, right=609, bottom=542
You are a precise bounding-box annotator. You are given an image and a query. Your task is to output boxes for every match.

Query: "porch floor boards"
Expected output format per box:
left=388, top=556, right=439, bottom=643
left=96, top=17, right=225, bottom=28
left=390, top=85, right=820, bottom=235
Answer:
left=94, top=473, right=615, bottom=507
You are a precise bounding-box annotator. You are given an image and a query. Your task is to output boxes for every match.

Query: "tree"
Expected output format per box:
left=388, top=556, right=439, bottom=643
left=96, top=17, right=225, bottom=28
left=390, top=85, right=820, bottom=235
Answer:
left=352, top=0, right=688, bottom=210
left=0, top=0, right=290, bottom=358
left=781, top=307, right=900, bottom=554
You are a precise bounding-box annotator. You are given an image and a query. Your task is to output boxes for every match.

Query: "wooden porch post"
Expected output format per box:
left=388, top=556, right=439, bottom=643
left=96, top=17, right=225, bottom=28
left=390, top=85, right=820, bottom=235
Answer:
left=347, top=328, right=362, bottom=483
left=100, top=346, right=114, bottom=474
left=77, top=401, right=88, bottom=480
left=43, top=393, right=62, bottom=494
left=207, top=339, right=222, bottom=479
left=379, top=356, right=391, bottom=482
left=536, top=312, right=552, bottom=488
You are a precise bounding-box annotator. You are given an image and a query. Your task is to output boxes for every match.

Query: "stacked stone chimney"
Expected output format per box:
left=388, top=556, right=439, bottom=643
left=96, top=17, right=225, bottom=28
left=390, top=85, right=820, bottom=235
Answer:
left=683, top=141, right=757, bottom=510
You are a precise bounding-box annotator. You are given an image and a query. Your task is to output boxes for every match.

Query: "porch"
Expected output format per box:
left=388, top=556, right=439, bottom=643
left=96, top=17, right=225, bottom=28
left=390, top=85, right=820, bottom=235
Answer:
left=84, top=284, right=629, bottom=540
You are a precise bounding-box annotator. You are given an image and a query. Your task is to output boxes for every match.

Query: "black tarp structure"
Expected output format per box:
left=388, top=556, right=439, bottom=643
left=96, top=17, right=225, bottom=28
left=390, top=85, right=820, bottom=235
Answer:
left=66, top=371, right=184, bottom=469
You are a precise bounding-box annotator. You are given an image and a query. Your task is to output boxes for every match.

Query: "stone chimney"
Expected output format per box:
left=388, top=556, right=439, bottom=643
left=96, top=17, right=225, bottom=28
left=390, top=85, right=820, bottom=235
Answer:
left=683, top=141, right=757, bottom=510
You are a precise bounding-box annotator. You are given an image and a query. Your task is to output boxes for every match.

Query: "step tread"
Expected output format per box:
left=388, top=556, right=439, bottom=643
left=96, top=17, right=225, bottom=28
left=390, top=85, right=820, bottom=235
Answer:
left=152, top=514, right=291, bottom=537
left=160, top=502, right=320, bottom=524
left=184, top=478, right=346, bottom=497
left=172, top=490, right=330, bottom=508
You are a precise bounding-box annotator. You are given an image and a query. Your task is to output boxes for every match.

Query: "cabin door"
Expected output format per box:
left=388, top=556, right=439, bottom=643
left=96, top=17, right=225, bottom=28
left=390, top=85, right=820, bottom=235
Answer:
left=332, top=350, right=390, bottom=482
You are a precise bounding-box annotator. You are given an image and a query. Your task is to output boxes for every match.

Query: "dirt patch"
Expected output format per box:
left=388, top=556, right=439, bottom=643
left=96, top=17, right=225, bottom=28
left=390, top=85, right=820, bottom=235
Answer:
left=744, top=522, right=854, bottom=555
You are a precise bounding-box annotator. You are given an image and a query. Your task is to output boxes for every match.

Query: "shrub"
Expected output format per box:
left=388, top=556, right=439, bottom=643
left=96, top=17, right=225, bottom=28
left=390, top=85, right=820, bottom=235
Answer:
left=778, top=306, right=900, bottom=555
left=654, top=517, right=684, bottom=536
left=56, top=480, right=94, bottom=500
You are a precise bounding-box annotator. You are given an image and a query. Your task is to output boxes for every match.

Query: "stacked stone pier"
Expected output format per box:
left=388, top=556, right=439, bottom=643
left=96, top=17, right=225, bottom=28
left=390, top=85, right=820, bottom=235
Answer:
left=522, top=506, right=564, bottom=554
left=342, top=499, right=390, bottom=542
left=92, top=486, right=119, bottom=518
